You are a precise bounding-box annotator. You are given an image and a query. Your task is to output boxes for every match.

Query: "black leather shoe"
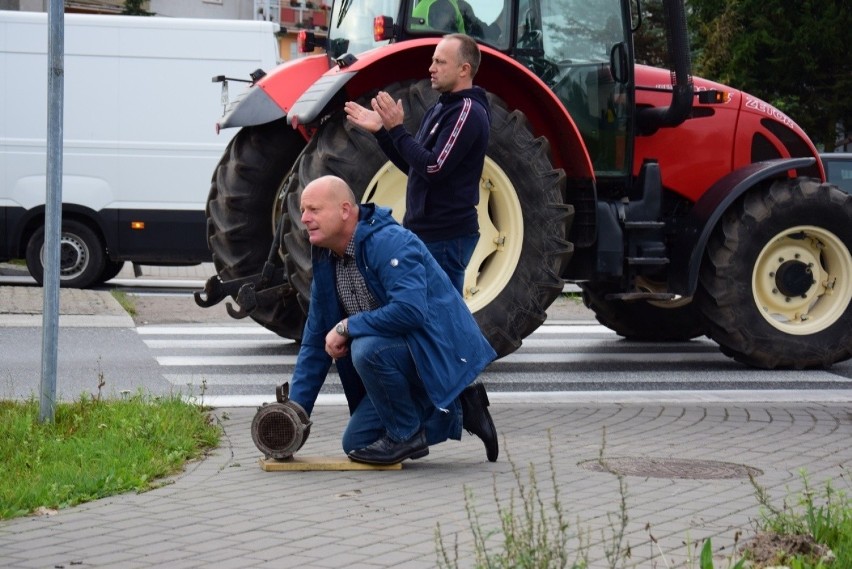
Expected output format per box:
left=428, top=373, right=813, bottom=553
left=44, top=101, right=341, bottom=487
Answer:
left=348, top=430, right=429, bottom=465
left=460, top=382, right=498, bottom=462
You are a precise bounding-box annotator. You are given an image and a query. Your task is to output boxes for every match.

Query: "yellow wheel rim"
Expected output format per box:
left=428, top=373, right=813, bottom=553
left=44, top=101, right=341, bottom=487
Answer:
left=752, top=225, right=852, bottom=334
left=364, top=157, right=523, bottom=313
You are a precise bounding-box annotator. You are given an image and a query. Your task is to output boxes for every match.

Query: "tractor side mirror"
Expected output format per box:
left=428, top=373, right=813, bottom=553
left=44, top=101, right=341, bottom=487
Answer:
left=610, top=42, right=628, bottom=84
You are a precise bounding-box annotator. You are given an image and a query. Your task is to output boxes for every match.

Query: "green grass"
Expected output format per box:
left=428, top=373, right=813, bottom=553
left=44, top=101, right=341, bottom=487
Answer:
left=110, top=289, right=137, bottom=317
left=0, top=392, right=220, bottom=520
left=561, top=292, right=585, bottom=305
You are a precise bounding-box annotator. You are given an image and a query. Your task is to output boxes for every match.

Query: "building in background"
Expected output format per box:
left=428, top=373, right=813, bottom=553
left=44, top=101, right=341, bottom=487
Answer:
left=0, top=0, right=328, bottom=60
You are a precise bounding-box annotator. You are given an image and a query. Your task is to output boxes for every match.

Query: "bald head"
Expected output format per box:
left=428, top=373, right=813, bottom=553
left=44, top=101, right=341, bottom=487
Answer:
left=303, top=175, right=356, bottom=204
left=300, top=175, right=359, bottom=255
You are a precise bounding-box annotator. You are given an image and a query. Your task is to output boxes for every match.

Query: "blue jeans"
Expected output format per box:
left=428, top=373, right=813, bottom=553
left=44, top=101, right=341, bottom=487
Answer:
left=424, top=233, right=479, bottom=295
left=342, top=335, right=462, bottom=453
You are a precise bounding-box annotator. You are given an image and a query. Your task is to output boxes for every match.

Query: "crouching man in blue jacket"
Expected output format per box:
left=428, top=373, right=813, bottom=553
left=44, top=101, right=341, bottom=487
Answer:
left=288, top=175, right=499, bottom=465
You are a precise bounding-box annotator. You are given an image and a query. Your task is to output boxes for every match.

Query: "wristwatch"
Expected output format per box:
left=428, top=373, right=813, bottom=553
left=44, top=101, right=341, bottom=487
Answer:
left=335, top=320, right=348, bottom=337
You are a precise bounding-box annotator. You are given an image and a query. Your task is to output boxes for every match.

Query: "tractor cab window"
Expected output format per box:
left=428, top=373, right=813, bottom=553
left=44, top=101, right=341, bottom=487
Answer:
left=519, top=0, right=631, bottom=176
left=327, top=0, right=402, bottom=57
left=407, top=0, right=510, bottom=49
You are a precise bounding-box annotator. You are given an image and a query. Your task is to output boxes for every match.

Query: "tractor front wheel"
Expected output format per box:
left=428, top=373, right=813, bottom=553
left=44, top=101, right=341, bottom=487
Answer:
left=696, top=178, right=852, bottom=369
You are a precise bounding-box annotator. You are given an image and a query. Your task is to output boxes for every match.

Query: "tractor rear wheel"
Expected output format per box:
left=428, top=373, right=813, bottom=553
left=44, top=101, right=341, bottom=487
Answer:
left=581, top=281, right=706, bottom=341
left=276, top=80, right=573, bottom=358
left=696, top=178, right=852, bottom=369
left=205, top=118, right=307, bottom=340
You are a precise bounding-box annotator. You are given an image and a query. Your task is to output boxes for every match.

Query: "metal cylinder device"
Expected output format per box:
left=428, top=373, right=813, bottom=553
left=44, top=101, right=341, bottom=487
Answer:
left=251, top=383, right=312, bottom=460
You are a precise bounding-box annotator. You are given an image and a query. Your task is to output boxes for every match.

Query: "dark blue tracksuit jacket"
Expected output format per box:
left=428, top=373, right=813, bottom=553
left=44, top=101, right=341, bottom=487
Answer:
left=376, top=86, right=491, bottom=242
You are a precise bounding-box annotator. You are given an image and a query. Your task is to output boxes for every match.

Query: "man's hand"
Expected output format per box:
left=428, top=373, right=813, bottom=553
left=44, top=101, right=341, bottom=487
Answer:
left=344, top=101, right=383, bottom=133
left=325, top=326, right=349, bottom=361
left=371, top=91, right=404, bottom=130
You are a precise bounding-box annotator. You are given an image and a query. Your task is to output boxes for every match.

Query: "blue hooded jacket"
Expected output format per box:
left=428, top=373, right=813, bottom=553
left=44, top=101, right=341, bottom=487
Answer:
left=376, top=86, right=491, bottom=242
left=288, top=204, right=497, bottom=416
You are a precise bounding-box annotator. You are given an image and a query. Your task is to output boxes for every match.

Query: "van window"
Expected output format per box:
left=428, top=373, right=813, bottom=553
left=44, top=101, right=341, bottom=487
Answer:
left=825, top=159, right=852, bottom=194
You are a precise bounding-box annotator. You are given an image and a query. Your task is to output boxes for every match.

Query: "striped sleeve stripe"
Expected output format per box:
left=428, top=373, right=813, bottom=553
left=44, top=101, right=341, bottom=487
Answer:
left=426, top=98, right=472, bottom=174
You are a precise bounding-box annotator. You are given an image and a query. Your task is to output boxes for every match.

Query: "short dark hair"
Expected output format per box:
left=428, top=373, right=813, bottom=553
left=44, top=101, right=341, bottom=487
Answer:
left=445, top=33, right=481, bottom=77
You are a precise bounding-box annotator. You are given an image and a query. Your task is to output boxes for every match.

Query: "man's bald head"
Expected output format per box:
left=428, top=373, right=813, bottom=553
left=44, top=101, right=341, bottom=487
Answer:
left=302, top=175, right=357, bottom=205
left=300, top=175, right=359, bottom=255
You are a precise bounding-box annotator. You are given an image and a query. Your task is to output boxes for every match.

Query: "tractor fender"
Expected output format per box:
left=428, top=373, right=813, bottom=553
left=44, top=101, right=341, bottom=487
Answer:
left=287, top=39, right=442, bottom=127
left=286, top=39, right=594, bottom=179
left=216, top=54, right=330, bottom=131
left=669, top=157, right=817, bottom=296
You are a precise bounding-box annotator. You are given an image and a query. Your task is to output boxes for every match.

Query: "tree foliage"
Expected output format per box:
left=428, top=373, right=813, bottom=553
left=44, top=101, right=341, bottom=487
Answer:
left=633, top=0, right=669, bottom=68
left=687, top=0, right=852, bottom=150
left=122, top=0, right=153, bottom=16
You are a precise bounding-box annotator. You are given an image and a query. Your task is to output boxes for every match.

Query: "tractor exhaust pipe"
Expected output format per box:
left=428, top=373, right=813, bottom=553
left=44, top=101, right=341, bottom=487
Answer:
left=636, top=0, right=694, bottom=135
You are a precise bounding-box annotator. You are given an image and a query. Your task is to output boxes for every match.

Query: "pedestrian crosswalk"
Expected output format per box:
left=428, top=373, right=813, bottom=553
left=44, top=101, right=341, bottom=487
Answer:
left=136, top=322, right=852, bottom=406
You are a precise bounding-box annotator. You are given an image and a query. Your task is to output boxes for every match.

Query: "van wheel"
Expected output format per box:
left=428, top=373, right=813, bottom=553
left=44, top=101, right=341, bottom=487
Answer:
left=25, top=220, right=106, bottom=289
left=98, top=260, right=125, bottom=284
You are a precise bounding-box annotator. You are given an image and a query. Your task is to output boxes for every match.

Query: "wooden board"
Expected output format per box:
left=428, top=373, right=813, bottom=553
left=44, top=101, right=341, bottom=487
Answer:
left=259, top=456, right=403, bottom=471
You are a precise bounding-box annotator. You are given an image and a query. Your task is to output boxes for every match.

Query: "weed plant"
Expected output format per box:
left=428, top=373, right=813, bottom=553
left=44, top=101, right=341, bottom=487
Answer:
left=436, top=432, right=597, bottom=569
left=739, top=470, right=852, bottom=568
left=436, top=429, right=851, bottom=569
left=0, top=391, right=220, bottom=520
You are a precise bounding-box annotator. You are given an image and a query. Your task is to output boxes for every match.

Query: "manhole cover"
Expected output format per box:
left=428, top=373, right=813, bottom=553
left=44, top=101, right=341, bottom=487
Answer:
left=578, top=457, right=763, bottom=480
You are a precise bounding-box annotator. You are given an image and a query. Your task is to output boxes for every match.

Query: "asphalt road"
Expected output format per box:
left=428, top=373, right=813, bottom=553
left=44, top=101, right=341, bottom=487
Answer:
left=127, top=290, right=597, bottom=326
left=3, top=262, right=851, bottom=407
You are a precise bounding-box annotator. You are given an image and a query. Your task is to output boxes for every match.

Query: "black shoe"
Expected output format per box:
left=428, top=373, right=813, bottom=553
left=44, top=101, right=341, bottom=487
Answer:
left=460, top=383, right=498, bottom=462
left=348, top=430, right=429, bottom=465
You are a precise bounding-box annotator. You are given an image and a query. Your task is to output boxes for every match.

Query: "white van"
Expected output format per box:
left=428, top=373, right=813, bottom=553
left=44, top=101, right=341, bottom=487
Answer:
left=0, top=11, right=280, bottom=287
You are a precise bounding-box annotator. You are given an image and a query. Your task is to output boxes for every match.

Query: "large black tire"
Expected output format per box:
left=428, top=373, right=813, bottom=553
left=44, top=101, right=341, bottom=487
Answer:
left=278, top=80, right=574, bottom=358
left=25, top=220, right=106, bottom=289
left=696, top=178, right=852, bottom=369
left=206, top=118, right=307, bottom=339
left=98, top=260, right=125, bottom=284
left=581, top=282, right=706, bottom=341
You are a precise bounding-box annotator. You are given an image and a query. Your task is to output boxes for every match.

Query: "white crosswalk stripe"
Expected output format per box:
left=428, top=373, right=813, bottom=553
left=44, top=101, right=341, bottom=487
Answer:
left=137, top=321, right=852, bottom=406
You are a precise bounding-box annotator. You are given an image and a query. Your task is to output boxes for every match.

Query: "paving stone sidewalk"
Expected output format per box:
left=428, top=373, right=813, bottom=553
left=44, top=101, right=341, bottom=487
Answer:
left=2, top=401, right=850, bottom=568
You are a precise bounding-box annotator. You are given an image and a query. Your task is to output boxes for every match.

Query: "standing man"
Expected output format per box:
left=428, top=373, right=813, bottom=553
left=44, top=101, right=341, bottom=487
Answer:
left=288, top=175, right=498, bottom=465
left=344, top=33, right=490, bottom=296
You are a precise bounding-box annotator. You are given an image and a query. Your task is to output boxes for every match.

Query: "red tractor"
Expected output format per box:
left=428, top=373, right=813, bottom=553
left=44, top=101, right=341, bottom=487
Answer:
left=196, top=0, right=852, bottom=369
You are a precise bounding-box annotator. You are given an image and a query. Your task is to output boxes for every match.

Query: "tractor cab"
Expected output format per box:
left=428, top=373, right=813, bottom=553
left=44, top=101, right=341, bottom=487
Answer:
left=318, top=0, right=633, bottom=182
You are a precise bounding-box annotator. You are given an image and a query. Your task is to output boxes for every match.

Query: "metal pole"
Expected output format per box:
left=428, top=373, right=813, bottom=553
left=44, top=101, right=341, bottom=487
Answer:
left=39, top=0, right=64, bottom=424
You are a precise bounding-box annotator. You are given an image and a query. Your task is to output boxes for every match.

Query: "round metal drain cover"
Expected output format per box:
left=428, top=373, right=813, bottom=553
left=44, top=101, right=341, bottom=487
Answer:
left=579, top=457, right=763, bottom=480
